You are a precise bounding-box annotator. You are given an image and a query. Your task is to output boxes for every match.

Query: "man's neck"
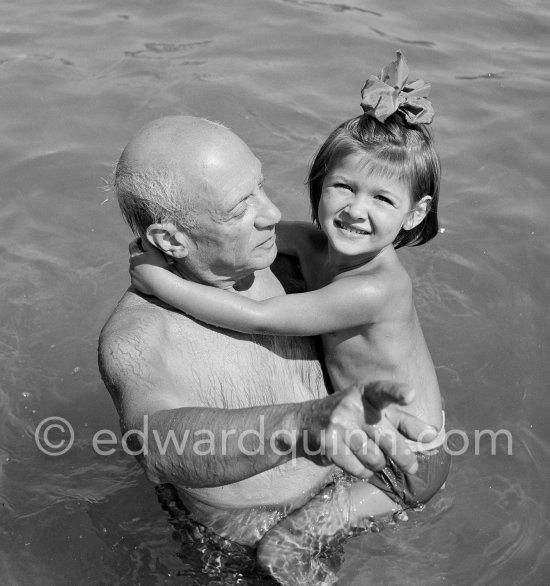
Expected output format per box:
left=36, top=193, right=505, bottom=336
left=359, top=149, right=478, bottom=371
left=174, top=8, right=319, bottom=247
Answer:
left=171, top=260, right=285, bottom=301
left=171, top=261, right=257, bottom=293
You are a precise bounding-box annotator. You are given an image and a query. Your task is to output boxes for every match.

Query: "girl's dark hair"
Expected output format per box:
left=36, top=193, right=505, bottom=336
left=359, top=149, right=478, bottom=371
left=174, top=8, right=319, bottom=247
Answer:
left=308, top=113, right=441, bottom=248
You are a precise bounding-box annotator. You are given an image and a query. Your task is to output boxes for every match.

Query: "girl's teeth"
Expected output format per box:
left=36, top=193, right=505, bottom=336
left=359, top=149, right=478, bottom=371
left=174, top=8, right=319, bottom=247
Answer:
left=336, top=220, right=368, bottom=235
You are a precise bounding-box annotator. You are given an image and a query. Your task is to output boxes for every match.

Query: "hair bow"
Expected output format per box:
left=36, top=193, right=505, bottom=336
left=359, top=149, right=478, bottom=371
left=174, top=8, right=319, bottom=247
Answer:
left=360, top=51, right=434, bottom=124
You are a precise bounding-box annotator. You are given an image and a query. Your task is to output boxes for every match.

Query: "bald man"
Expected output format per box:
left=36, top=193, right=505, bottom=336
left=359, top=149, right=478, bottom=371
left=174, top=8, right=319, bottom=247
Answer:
left=98, top=116, right=435, bottom=545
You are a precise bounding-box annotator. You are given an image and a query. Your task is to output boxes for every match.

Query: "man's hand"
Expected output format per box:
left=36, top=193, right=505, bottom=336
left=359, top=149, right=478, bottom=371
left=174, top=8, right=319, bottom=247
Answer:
left=298, top=381, right=437, bottom=478
left=129, top=238, right=171, bottom=296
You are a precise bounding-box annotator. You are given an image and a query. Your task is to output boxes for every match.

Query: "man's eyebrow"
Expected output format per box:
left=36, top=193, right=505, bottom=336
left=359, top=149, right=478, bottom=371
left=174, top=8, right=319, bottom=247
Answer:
left=226, top=174, right=264, bottom=208
left=214, top=168, right=264, bottom=220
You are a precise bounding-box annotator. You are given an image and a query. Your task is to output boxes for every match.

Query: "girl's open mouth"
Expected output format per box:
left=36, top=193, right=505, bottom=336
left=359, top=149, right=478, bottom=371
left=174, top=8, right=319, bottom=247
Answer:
left=334, top=219, right=370, bottom=236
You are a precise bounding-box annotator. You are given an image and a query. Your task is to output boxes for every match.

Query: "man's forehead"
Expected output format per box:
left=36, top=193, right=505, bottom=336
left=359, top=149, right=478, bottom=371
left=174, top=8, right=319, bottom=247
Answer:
left=202, top=155, right=263, bottom=202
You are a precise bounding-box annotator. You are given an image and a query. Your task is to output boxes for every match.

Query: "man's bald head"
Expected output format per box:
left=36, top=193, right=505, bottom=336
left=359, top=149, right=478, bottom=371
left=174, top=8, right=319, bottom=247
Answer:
left=115, top=116, right=250, bottom=236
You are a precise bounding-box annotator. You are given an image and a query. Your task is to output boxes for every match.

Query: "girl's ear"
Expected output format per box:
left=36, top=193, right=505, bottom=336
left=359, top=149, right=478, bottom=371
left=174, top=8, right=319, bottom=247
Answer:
left=403, top=196, right=432, bottom=231
left=145, top=223, right=189, bottom=259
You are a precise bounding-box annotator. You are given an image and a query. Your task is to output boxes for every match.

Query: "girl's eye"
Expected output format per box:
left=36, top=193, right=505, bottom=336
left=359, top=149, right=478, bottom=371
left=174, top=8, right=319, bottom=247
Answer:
left=334, top=182, right=352, bottom=191
left=375, top=194, right=393, bottom=205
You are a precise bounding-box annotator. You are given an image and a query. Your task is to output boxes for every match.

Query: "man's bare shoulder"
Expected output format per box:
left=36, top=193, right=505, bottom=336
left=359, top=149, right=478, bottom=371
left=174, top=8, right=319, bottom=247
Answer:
left=98, top=287, right=226, bottom=397
left=98, top=289, right=181, bottom=422
left=271, top=255, right=306, bottom=294
left=99, top=289, right=170, bottom=365
left=100, top=288, right=166, bottom=338
left=280, top=221, right=326, bottom=253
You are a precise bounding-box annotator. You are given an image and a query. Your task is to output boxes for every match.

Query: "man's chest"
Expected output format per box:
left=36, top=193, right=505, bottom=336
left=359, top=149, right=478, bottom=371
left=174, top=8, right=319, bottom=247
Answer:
left=163, top=316, right=327, bottom=409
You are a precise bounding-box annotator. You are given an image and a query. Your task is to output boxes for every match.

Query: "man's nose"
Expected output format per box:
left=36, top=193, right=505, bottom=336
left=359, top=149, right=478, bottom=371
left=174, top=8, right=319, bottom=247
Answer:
left=255, top=190, right=282, bottom=227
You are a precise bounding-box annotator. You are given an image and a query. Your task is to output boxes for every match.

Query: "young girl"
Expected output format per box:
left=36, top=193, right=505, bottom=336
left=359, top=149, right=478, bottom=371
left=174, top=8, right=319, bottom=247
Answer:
left=131, top=52, right=450, bottom=585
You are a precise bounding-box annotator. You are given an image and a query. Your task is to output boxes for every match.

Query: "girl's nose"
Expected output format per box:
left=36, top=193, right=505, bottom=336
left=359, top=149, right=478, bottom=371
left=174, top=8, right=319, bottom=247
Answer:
left=346, top=196, right=369, bottom=221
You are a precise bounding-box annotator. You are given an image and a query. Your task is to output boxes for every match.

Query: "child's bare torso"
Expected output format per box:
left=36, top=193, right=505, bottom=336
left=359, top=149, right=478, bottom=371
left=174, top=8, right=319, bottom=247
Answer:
left=294, top=227, right=442, bottom=429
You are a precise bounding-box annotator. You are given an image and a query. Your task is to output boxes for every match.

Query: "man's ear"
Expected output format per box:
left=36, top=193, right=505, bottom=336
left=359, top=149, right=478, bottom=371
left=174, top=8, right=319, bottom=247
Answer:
left=403, top=196, right=432, bottom=231
left=145, top=223, right=189, bottom=259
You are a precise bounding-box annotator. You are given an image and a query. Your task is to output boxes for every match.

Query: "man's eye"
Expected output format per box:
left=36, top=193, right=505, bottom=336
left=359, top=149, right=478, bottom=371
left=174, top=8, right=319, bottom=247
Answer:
left=232, top=197, right=251, bottom=217
left=233, top=205, right=247, bottom=217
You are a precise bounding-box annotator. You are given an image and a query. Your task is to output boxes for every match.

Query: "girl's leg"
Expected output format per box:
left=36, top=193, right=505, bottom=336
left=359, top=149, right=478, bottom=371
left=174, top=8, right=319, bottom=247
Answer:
left=257, top=476, right=400, bottom=586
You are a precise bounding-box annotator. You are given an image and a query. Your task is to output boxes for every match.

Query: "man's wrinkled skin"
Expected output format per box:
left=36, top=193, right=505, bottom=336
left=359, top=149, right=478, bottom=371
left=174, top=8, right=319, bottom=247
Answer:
left=98, top=116, right=436, bottom=546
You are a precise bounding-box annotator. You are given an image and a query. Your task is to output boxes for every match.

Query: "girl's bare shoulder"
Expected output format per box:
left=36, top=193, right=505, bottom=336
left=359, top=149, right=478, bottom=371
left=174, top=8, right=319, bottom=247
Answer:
left=338, top=253, right=412, bottom=310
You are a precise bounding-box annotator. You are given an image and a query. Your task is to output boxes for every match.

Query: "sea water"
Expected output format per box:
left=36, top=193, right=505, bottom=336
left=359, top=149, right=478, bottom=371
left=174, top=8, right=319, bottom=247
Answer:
left=1, top=0, right=549, bottom=584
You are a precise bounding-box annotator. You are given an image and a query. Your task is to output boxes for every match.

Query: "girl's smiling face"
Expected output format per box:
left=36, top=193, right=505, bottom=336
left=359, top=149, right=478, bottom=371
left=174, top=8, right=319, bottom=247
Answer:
left=318, top=153, right=423, bottom=263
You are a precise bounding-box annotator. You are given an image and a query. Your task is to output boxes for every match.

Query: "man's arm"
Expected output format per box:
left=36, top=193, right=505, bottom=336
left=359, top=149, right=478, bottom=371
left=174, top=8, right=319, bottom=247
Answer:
left=98, top=304, right=309, bottom=487
left=98, top=305, right=435, bottom=488
left=147, top=382, right=431, bottom=487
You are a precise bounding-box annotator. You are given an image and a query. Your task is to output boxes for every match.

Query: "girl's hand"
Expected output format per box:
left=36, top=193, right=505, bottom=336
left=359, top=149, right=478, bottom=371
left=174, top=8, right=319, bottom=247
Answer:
left=129, top=238, right=171, bottom=296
